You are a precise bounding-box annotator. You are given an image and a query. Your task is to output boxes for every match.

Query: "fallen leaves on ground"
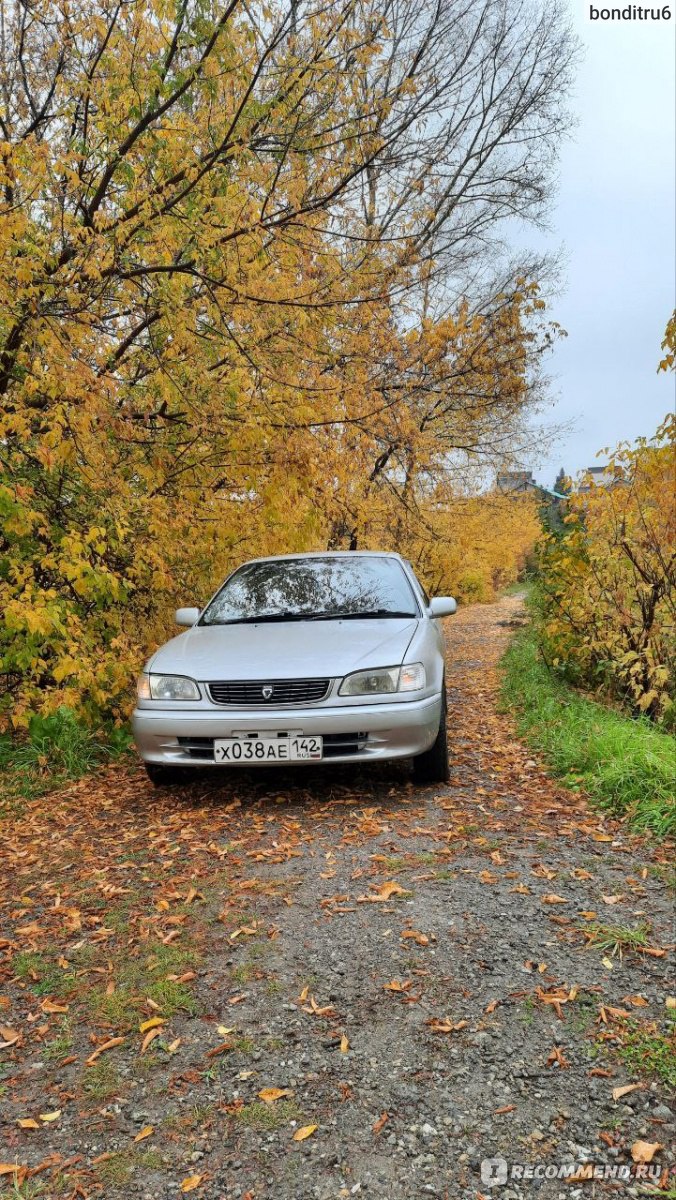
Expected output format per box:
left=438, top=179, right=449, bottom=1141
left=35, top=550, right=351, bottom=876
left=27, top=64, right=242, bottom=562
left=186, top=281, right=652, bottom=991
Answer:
left=0, top=594, right=672, bottom=1198
left=612, top=1084, right=644, bottom=1101
left=85, top=1036, right=125, bottom=1064
left=180, top=1176, right=203, bottom=1193
left=426, top=1017, right=468, bottom=1033
left=357, top=880, right=411, bottom=902
left=258, top=1087, right=294, bottom=1103
left=631, top=1141, right=663, bottom=1163
left=372, top=1112, right=389, bottom=1135
left=292, top=1125, right=318, bottom=1141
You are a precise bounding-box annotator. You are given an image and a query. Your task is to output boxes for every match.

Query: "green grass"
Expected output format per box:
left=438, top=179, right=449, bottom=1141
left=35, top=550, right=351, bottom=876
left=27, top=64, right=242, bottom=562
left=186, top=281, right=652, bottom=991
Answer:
left=500, top=627, right=676, bottom=836
left=0, top=706, right=132, bottom=814
left=12, top=951, right=76, bottom=997
left=582, top=920, right=651, bottom=958
left=95, top=1148, right=164, bottom=1187
left=501, top=580, right=530, bottom=597
left=42, top=1021, right=74, bottom=1062
left=235, top=1099, right=301, bottom=1131
left=88, top=947, right=200, bottom=1027
left=617, top=1019, right=676, bottom=1087
left=83, top=1060, right=123, bottom=1100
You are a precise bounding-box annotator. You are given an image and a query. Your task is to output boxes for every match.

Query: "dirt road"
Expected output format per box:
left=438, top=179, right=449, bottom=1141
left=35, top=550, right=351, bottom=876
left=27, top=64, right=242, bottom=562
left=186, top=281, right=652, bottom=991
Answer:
left=1, top=596, right=674, bottom=1199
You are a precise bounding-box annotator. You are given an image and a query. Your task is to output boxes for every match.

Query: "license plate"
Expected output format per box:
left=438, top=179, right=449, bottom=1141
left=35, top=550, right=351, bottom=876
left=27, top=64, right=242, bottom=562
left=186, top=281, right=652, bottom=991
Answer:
left=213, top=736, right=323, bottom=763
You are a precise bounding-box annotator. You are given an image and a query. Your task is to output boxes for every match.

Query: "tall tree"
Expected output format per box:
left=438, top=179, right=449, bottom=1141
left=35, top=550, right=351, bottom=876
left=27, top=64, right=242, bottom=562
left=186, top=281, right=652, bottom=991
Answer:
left=0, top=0, right=576, bottom=721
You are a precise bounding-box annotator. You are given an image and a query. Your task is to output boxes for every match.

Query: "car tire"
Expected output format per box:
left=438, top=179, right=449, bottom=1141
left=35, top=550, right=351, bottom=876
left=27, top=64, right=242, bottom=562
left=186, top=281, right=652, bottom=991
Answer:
left=144, top=763, right=184, bottom=787
left=413, top=687, right=450, bottom=784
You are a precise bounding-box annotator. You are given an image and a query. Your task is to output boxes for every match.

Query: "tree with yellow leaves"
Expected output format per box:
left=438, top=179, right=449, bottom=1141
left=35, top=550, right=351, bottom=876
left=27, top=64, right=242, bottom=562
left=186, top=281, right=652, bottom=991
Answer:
left=536, top=414, right=675, bottom=726
left=0, top=0, right=576, bottom=722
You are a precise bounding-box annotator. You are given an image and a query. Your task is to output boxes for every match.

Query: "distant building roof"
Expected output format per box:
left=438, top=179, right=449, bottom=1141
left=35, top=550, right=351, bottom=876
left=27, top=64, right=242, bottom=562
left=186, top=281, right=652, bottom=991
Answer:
left=496, top=470, right=536, bottom=493
left=496, top=471, right=567, bottom=501
left=578, top=464, right=620, bottom=492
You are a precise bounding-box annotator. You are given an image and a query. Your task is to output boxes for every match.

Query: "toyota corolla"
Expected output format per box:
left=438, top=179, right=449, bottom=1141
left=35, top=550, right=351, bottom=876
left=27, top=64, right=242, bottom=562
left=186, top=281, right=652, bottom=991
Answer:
left=132, top=551, right=457, bottom=785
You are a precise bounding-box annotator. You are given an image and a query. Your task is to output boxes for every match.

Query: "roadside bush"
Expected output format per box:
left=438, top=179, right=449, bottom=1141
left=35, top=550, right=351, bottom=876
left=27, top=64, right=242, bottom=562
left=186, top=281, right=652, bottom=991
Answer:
left=536, top=415, right=675, bottom=727
left=0, top=706, right=132, bottom=800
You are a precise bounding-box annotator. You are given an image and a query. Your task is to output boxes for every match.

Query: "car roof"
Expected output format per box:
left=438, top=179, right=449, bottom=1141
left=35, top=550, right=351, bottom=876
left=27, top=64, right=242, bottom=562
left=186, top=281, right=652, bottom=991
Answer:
left=242, top=551, right=406, bottom=565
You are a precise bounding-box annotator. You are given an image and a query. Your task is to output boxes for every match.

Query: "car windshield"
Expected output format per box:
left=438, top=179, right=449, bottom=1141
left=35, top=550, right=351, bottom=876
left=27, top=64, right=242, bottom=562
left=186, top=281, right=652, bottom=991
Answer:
left=200, top=557, right=420, bottom=625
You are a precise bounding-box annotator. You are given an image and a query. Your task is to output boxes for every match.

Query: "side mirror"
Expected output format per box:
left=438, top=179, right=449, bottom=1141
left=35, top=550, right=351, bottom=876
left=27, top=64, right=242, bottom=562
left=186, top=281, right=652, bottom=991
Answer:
left=175, top=606, right=200, bottom=627
left=428, top=596, right=457, bottom=618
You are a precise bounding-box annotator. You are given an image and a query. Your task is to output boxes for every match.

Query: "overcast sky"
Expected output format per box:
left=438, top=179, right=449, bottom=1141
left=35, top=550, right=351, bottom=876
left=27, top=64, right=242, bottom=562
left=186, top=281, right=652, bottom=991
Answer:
left=532, top=3, right=675, bottom=486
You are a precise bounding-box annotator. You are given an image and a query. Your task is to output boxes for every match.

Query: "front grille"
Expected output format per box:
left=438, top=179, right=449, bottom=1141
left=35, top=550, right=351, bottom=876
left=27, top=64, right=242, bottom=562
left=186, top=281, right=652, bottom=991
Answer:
left=207, top=678, right=331, bottom=706
left=176, top=732, right=369, bottom=760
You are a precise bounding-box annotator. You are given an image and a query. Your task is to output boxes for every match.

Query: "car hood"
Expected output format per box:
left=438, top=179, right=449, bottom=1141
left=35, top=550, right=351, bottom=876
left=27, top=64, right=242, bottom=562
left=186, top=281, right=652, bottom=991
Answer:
left=148, top=618, right=419, bottom=681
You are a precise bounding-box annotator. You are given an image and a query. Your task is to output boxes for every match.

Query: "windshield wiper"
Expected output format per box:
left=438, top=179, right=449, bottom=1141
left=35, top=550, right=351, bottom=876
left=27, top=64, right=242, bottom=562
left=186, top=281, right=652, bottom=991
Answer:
left=306, top=609, right=416, bottom=621
left=204, top=612, right=309, bottom=625
left=204, top=608, right=417, bottom=625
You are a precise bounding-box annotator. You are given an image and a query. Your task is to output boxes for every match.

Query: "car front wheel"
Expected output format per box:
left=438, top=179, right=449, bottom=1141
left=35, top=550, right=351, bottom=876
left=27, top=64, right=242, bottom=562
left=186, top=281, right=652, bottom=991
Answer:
left=145, top=763, right=184, bottom=787
left=413, top=689, right=450, bottom=784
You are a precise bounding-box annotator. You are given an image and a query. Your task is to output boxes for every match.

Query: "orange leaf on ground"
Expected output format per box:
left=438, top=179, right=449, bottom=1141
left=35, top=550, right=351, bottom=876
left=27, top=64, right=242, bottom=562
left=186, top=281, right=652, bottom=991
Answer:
left=401, top=929, right=429, bottom=945
left=358, top=880, right=410, bottom=902
left=134, top=1126, right=154, bottom=1142
left=180, top=1176, right=203, bottom=1193
left=86, top=1036, right=125, bottom=1065
left=541, top=894, right=568, bottom=905
left=141, top=1027, right=162, bottom=1053
left=631, top=1141, right=663, bottom=1164
left=479, top=870, right=498, bottom=884
left=546, top=1046, right=569, bottom=1069
left=17, top=1119, right=40, bottom=1130
left=41, top=1000, right=68, bottom=1014
left=426, top=1017, right=467, bottom=1033
left=372, top=1112, right=389, bottom=1135
left=206, top=1041, right=232, bottom=1058
left=293, top=1124, right=318, bottom=1141
left=612, top=1084, right=644, bottom=1101
left=258, top=1088, right=293, bottom=1103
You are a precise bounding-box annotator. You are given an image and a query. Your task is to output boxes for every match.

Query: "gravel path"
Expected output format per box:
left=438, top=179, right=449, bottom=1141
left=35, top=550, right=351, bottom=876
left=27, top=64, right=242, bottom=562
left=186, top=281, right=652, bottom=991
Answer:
left=1, top=595, right=674, bottom=1199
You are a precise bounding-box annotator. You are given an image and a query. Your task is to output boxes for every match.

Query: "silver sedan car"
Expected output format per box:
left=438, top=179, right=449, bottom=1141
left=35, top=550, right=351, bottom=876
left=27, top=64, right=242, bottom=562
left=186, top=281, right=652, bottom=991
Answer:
left=132, top=551, right=457, bottom=785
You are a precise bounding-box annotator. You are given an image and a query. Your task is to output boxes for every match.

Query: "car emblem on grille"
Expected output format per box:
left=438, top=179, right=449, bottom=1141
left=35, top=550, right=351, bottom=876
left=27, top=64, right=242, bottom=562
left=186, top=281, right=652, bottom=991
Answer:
left=262, top=685, right=274, bottom=700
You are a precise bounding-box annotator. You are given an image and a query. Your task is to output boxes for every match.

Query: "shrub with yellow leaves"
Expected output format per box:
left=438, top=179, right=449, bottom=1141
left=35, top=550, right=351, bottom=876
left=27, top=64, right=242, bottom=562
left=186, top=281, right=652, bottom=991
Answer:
left=536, top=414, right=675, bottom=727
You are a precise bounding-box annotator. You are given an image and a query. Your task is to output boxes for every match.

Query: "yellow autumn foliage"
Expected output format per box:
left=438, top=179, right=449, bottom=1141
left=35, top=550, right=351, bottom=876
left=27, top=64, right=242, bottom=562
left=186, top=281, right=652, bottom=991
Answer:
left=537, top=415, right=675, bottom=726
left=0, top=0, right=568, bottom=725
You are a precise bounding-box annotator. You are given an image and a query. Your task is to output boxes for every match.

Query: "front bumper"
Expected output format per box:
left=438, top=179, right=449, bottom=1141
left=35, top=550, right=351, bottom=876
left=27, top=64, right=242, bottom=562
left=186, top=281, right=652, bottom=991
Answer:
left=132, top=694, right=442, bottom=767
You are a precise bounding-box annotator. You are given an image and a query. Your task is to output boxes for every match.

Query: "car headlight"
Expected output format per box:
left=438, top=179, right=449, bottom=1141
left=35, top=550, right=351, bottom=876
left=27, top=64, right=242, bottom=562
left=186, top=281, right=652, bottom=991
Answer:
left=137, top=673, right=201, bottom=701
left=339, top=663, right=426, bottom=696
